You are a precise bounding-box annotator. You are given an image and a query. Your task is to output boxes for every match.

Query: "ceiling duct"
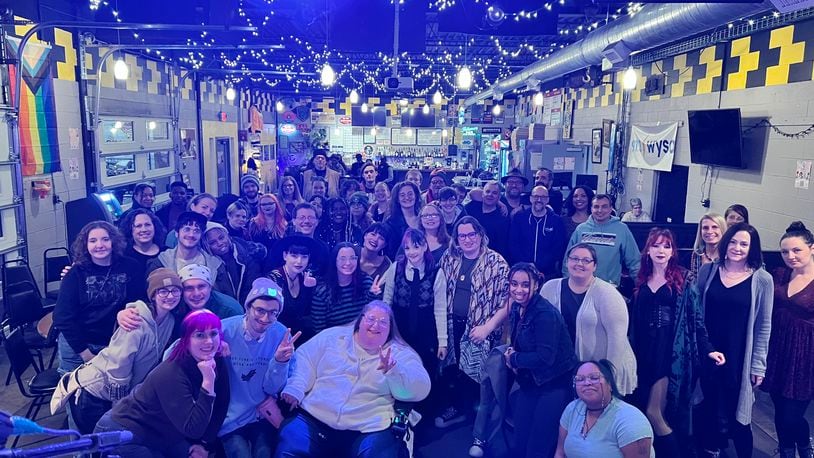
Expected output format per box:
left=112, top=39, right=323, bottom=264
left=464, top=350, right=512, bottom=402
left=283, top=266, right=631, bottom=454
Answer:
left=463, top=2, right=771, bottom=107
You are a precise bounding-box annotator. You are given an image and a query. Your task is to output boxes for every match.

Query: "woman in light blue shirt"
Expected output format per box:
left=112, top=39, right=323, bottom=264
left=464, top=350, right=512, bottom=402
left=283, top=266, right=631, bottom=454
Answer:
left=556, top=360, right=654, bottom=458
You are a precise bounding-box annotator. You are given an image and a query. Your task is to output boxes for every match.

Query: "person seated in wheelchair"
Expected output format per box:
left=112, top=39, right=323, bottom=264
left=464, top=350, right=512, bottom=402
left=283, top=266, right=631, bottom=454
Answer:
left=274, top=300, right=430, bottom=458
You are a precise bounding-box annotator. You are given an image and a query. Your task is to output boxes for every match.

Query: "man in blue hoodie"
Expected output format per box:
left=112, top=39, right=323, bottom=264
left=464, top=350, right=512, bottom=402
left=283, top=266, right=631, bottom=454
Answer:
left=563, top=194, right=641, bottom=285
left=219, top=277, right=301, bottom=457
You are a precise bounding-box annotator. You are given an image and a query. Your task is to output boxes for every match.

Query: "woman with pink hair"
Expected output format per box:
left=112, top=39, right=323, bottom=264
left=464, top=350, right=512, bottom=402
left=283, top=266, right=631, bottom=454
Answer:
left=94, top=310, right=230, bottom=458
left=248, top=193, right=289, bottom=255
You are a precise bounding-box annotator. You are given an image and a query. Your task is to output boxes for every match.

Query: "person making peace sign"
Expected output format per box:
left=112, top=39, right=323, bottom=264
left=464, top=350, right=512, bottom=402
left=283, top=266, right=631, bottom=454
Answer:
left=275, top=301, right=431, bottom=458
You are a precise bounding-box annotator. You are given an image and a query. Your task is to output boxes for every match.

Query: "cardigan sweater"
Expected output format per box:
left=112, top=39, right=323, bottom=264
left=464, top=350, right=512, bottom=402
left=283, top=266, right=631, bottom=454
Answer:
left=696, top=262, right=773, bottom=425
left=540, top=277, right=638, bottom=395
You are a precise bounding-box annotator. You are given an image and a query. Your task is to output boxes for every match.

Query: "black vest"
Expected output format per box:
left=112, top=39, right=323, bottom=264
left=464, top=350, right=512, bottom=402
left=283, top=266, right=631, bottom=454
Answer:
left=392, top=262, right=438, bottom=354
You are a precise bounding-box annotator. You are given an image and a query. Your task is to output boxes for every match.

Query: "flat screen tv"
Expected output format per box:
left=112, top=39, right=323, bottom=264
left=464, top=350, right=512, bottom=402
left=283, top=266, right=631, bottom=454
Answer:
left=351, top=107, right=387, bottom=127
left=687, top=108, right=745, bottom=168
left=404, top=108, right=436, bottom=127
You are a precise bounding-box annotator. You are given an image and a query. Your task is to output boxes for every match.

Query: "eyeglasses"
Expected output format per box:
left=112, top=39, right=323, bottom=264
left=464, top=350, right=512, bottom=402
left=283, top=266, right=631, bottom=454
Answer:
left=296, top=216, right=317, bottom=222
left=457, top=231, right=480, bottom=241
left=191, top=329, right=220, bottom=340
left=421, top=214, right=441, bottom=219
left=530, top=195, right=549, bottom=200
left=574, top=373, right=603, bottom=385
left=260, top=203, right=276, bottom=208
left=156, top=287, right=182, bottom=298
left=363, top=315, right=390, bottom=327
left=567, top=256, right=595, bottom=265
left=338, top=256, right=359, bottom=264
left=251, top=306, right=280, bottom=318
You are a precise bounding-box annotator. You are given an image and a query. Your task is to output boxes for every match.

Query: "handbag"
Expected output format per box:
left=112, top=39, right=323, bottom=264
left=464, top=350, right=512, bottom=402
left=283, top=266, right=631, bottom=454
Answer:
left=459, top=336, right=491, bottom=382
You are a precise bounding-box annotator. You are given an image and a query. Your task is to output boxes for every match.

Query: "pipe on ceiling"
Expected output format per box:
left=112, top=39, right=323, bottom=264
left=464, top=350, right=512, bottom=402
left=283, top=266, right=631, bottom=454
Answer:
left=463, top=2, right=772, bottom=107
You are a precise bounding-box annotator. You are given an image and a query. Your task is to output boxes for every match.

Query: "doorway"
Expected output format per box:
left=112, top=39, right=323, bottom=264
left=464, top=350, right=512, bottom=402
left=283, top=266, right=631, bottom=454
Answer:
left=654, top=164, right=689, bottom=223
left=215, top=138, right=231, bottom=196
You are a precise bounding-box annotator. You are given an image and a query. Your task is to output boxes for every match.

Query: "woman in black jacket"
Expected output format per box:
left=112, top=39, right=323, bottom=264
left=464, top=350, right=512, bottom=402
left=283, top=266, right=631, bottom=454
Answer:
left=495, top=263, right=578, bottom=458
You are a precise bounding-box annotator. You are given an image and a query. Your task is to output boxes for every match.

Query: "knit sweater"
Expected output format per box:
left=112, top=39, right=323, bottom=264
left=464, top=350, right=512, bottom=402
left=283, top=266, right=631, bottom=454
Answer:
left=696, top=262, right=773, bottom=425
left=540, top=277, right=638, bottom=395
left=311, top=275, right=376, bottom=332
left=282, top=326, right=430, bottom=433
left=218, top=316, right=290, bottom=436
left=381, top=261, right=449, bottom=348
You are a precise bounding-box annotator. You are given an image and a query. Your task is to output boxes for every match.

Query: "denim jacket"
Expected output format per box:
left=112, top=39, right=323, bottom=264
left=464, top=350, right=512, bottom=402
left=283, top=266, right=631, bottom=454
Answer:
left=508, top=294, right=578, bottom=387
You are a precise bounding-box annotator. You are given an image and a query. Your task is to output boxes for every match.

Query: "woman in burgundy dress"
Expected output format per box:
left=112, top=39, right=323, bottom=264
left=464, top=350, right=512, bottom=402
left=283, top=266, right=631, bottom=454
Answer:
left=763, top=221, right=814, bottom=458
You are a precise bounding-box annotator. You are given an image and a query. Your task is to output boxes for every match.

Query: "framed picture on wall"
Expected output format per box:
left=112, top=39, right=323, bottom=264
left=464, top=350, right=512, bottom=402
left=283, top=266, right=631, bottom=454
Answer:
left=591, top=128, right=603, bottom=164
left=602, top=119, right=613, bottom=147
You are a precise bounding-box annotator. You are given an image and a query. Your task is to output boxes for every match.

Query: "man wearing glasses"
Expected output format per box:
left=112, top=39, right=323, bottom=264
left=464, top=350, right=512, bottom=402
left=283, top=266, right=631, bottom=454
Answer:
left=563, top=194, right=641, bottom=286
left=508, top=185, right=569, bottom=280
left=218, top=278, right=302, bottom=457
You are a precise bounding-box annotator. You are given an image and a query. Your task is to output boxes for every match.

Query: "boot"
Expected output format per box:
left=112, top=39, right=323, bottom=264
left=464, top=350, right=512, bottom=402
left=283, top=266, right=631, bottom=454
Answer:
left=799, top=437, right=814, bottom=458
left=653, top=433, right=680, bottom=458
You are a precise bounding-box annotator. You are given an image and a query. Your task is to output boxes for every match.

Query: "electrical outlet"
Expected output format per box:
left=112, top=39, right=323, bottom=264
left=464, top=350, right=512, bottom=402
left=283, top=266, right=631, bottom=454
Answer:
left=701, top=199, right=710, bottom=208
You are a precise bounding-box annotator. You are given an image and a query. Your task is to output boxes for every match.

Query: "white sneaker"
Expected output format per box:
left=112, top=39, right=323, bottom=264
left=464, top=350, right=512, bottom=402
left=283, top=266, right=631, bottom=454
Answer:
left=468, top=438, right=486, bottom=457
left=434, top=407, right=466, bottom=428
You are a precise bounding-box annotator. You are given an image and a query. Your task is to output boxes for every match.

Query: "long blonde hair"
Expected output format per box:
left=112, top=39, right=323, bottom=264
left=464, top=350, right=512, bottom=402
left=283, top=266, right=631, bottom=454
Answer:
left=692, top=212, right=727, bottom=253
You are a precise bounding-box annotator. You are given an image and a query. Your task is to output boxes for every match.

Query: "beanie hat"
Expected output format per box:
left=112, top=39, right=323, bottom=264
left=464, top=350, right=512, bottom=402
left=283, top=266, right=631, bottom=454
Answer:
left=178, top=264, right=212, bottom=285
left=240, top=174, right=261, bottom=190
left=348, top=192, right=369, bottom=207
left=147, top=268, right=182, bottom=299
left=244, top=277, right=284, bottom=311
left=204, top=221, right=229, bottom=236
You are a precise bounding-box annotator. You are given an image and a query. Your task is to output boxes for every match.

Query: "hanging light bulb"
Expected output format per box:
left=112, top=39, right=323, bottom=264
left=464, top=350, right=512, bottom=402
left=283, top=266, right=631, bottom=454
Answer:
left=113, top=58, right=129, bottom=80
left=533, top=92, right=544, bottom=106
left=361, top=103, right=369, bottom=113
left=226, top=87, right=236, bottom=101
left=350, top=89, right=360, bottom=104
left=433, top=90, right=443, bottom=105
left=399, top=98, right=409, bottom=107
left=422, top=104, right=430, bottom=115
left=457, top=66, right=472, bottom=90
left=276, top=100, right=284, bottom=112
left=623, top=67, right=638, bottom=90
left=320, top=63, right=335, bottom=86
left=492, top=103, right=501, bottom=116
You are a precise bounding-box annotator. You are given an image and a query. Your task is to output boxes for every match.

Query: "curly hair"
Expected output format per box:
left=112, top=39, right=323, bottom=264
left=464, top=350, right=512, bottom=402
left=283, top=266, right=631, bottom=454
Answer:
left=118, top=208, right=167, bottom=249
left=71, top=221, right=126, bottom=267
left=388, top=181, right=422, bottom=226
left=249, top=193, right=288, bottom=239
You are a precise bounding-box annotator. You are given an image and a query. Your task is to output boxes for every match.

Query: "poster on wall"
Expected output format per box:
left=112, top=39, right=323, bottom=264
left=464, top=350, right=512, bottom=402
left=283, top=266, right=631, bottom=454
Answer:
left=180, top=129, right=197, bottom=159
left=796, top=160, right=812, bottom=189
left=627, top=122, right=678, bottom=172
left=602, top=119, right=614, bottom=147
left=562, top=100, right=574, bottom=139
left=591, top=129, right=603, bottom=164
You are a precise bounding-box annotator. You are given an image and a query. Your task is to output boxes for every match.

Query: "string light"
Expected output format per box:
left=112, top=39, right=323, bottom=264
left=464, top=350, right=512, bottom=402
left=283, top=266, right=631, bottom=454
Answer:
left=422, top=104, right=430, bottom=114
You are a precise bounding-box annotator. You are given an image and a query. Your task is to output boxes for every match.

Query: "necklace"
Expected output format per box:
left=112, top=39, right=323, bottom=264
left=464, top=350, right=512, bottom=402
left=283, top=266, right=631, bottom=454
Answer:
left=581, top=402, right=607, bottom=439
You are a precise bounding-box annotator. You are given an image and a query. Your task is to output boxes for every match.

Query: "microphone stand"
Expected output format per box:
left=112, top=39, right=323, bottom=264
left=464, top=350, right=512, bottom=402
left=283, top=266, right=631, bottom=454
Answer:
left=0, top=432, right=131, bottom=457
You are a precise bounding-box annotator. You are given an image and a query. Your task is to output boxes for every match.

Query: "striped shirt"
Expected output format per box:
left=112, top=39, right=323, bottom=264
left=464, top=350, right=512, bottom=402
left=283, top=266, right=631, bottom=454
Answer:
left=311, top=275, right=377, bottom=332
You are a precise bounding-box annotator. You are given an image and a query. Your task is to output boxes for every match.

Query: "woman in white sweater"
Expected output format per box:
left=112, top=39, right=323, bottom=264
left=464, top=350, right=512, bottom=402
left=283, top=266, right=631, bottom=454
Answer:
left=540, top=243, right=637, bottom=395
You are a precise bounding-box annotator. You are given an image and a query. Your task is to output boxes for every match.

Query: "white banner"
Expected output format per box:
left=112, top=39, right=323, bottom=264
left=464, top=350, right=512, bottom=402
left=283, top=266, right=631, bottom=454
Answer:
left=627, top=122, right=678, bottom=171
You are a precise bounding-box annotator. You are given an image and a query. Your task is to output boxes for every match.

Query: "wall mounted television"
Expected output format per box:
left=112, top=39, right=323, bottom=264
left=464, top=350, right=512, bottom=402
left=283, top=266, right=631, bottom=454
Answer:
left=687, top=108, right=746, bottom=169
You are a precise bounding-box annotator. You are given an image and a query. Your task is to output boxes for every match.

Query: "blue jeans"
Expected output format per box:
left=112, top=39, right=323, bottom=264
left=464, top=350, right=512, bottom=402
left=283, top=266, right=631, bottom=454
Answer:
left=95, top=411, right=191, bottom=458
left=273, top=411, right=401, bottom=458
left=221, top=420, right=277, bottom=458
left=57, top=335, right=105, bottom=375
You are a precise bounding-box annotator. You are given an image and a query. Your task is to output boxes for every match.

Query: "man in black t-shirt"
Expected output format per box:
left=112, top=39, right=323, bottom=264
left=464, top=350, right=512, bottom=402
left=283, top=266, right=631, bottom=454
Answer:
left=463, top=181, right=509, bottom=257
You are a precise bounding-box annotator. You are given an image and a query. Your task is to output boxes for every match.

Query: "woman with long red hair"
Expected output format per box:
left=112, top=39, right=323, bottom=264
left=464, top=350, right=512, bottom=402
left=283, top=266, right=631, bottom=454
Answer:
left=631, top=228, right=723, bottom=458
left=247, top=193, right=288, bottom=255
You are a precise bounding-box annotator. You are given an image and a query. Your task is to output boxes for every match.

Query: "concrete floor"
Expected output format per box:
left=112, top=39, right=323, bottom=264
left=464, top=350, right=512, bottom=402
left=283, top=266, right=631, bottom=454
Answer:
left=0, top=347, right=807, bottom=457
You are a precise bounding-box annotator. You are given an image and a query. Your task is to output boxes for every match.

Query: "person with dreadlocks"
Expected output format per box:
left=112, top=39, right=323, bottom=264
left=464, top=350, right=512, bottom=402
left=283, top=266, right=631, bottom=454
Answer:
left=315, top=197, right=362, bottom=250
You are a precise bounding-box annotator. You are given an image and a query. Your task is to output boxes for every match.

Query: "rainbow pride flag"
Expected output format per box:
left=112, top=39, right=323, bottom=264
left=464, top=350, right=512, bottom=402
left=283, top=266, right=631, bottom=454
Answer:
left=6, top=36, right=61, bottom=176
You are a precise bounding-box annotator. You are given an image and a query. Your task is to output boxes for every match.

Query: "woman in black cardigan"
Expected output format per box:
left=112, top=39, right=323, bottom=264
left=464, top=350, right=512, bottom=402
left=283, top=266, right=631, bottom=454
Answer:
left=95, top=310, right=230, bottom=458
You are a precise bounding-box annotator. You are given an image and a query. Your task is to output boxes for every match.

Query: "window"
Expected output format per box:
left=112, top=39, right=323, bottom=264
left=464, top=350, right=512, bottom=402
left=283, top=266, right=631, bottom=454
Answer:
left=102, top=120, right=134, bottom=143
left=105, top=154, right=136, bottom=178
left=146, top=121, right=169, bottom=141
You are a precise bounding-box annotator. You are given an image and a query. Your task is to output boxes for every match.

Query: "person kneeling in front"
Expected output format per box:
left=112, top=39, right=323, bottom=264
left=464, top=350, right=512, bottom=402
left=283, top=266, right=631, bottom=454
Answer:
left=273, top=300, right=431, bottom=458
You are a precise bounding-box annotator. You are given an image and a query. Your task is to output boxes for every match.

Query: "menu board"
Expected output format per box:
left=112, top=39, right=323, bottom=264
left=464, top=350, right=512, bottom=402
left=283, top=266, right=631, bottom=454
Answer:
left=391, top=128, right=416, bottom=145
left=417, top=129, right=443, bottom=146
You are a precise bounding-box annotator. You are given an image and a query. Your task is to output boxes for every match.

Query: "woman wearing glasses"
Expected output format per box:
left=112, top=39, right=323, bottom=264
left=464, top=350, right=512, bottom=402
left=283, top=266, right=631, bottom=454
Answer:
left=383, top=181, right=423, bottom=259
left=419, top=203, right=452, bottom=264
left=275, top=301, right=430, bottom=458
left=56, top=268, right=183, bottom=434
left=95, top=309, right=230, bottom=458
left=247, top=194, right=289, bottom=254
left=540, top=243, right=638, bottom=396
left=555, top=360, right=654, bottom=457
left=311, top=242, right=380, bottom=333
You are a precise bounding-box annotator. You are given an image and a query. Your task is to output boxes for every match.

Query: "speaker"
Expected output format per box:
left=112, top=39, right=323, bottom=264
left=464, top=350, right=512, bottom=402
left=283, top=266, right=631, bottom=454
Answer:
left=601, top=41, right=632, bottom=65
left=447, top=144, right=458, bottom=157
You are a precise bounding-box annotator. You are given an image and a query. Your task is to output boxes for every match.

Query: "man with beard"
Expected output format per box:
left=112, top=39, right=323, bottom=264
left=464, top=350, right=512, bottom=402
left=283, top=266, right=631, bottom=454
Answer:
left=239, top=175, right=262, bottom=217
left=463, top=181, right=509, bottom=257
left=156, top=181, right=189, bottom=231
left=499, top=168, right=530, bottom=214
left=218, top=278, right=302, bottom=457
left=534, top=167, right=564, bottom=216
left=508, top=185, right=568, bottom=280
left=302, top=150, right=340, bottom=199
left=203, top=222, right=267, bottom=304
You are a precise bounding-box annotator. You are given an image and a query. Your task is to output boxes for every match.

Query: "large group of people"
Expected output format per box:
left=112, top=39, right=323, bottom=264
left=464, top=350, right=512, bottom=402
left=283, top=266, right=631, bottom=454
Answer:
left=44, top=150, right=813, bottom=458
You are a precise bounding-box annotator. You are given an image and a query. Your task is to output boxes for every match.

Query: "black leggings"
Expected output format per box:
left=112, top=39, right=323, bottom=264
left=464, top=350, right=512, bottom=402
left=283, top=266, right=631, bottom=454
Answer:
left=698, top=376, right=753, bottom=457
left=771, top=393, right=811, bottom=450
